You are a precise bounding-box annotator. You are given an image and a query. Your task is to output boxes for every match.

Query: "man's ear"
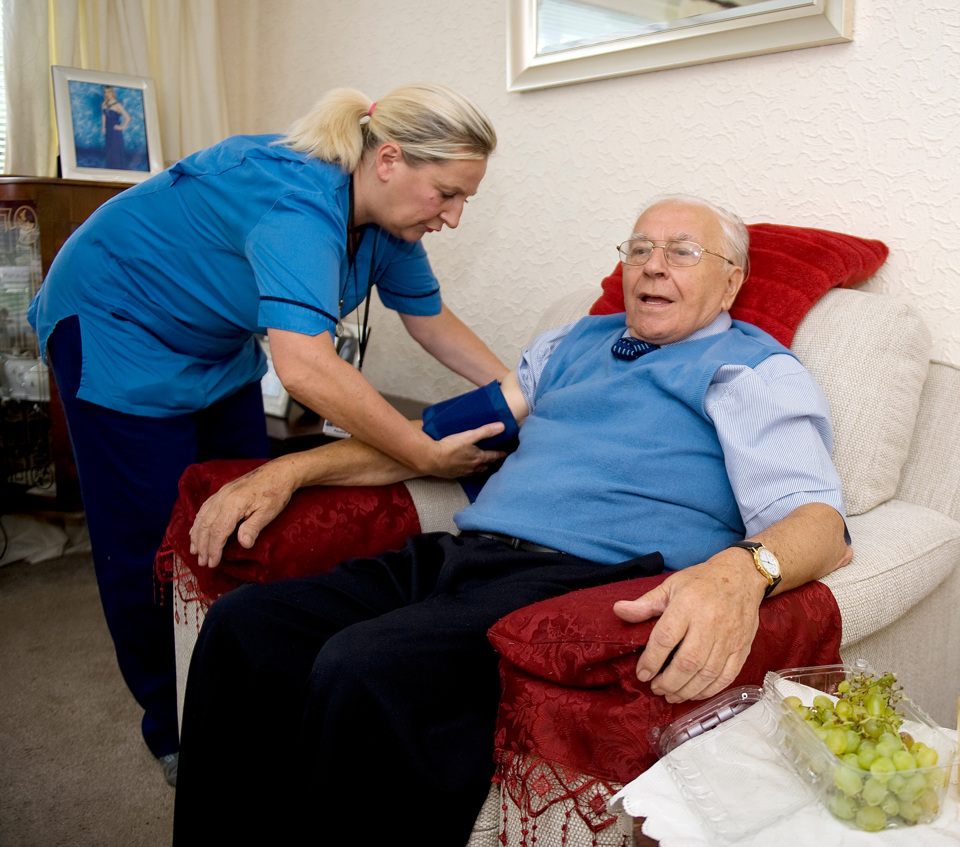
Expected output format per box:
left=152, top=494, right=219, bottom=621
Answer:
left=721, top=265, right=746, bottom=310
left=374, top=142, right=403, bottom=181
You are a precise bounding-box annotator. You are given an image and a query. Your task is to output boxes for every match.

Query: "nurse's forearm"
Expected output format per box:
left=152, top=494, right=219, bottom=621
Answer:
left=401, top=305, right=508, bottom=386
left=268, top=328, right=502, bottom=479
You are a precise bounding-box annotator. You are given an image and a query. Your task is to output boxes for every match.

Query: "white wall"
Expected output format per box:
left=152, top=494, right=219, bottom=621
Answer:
left=219, top=1, right=960, bottom=403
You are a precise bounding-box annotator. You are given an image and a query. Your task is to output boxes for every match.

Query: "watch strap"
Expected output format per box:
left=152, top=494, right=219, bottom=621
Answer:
left=728, top=541, right=782, bottom=598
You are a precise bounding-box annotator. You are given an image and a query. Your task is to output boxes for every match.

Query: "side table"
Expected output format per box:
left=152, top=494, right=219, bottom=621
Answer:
left=632, top=817, right=658, bottom=846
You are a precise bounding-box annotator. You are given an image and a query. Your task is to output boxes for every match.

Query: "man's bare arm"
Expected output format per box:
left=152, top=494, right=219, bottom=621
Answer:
left=612, top=502, right=852, bottom=703
left=190, top=419, right=507, bottom=568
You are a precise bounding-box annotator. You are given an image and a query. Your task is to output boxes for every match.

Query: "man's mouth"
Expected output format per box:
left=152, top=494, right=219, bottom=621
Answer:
left=640, top=295, right=672, bottom=305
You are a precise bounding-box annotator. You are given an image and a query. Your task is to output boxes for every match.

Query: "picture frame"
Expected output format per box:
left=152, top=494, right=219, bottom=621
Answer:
left=51, top=65, right=164, bottom=184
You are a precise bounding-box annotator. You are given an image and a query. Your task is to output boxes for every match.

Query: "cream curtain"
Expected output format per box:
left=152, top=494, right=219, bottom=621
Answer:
left=2, top=0, right=229, bottom=176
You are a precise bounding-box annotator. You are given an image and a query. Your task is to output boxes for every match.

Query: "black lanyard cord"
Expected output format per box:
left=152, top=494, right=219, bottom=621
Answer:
left=356, top=230, right=377, bottom=372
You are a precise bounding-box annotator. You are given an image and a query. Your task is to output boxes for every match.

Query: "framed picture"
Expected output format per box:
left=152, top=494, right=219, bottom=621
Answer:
left=51, top=65, right=164, bottom=184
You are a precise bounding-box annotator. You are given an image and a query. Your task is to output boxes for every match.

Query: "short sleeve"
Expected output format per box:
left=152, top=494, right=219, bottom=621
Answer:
left=372, top=238, right=441, bottom=317
left=247, top=192, right=345, bottom=336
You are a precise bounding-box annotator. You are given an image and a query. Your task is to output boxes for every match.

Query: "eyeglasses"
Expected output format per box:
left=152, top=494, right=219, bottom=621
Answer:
left=617, top=239, right=735, bottom=268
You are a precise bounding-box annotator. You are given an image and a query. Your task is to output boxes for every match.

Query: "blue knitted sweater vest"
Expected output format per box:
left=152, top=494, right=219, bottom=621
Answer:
left=454, top=313, right=790, bottom=568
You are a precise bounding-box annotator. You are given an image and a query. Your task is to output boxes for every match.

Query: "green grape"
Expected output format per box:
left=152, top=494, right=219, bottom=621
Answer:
left=865, top=693, right=887, bottom=718
left=878, top=731, right=903, bottom=749
left=917, top=788, right=940, bottom=817
left=862, top=777, right=889, bottom=806
left=826, top=728, right=849, bottom=756
left=843, top=729, right=862, bottom=754
left=829, top=793, right=857, bottom=820
left=856, top=805, right=887, bottom=832
left=895, top=772, right=927, bottom=802
left=915, top=746, right=938, bottom=768
left=834, top=765, right=863, bottom=797
left=870, top=756, right=896, bottom=781
left=887, top=772, right=906, bottom=794
left=857, top=742, right=879, bottom=769
left=813, top=694, right=835, bottom=711
left=783, top=695, right=803, bottom=711
left=898, top=799, right=921, bottom=822
left=892, top=750, right=917, bottom=771
left=880, top=793, right=900, bottom=817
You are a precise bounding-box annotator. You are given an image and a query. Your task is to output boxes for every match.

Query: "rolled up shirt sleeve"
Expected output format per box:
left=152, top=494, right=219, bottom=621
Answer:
left=705, top=354, right=848, bottom=538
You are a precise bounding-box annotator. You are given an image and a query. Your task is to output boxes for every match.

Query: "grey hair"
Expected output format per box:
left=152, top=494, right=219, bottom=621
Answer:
left=638, top=193, right=750, bottom=272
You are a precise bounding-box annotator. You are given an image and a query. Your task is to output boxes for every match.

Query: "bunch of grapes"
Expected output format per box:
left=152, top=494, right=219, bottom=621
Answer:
left=782, top=671, right=946, bottom=832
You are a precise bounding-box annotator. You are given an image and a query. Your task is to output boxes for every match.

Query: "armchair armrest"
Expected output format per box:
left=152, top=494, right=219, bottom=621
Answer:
left=489, top=576, right=843, bottom=784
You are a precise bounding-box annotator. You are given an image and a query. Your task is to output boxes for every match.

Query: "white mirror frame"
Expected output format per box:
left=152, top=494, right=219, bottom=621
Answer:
left=507, top=0, right=854, bottom=92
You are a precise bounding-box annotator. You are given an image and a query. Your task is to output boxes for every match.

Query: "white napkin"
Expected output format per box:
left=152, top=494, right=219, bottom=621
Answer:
left=609, top=707, right=960, bottom=846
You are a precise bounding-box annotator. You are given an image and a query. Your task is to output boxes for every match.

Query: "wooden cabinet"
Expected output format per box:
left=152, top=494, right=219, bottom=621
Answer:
left=0, top=177, right=127, bottom=512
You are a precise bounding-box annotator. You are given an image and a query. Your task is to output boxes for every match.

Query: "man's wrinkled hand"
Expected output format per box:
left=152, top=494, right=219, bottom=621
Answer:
left=189, top=461, right=298, bottom=568
left=612, top=553, right=765, bottom=703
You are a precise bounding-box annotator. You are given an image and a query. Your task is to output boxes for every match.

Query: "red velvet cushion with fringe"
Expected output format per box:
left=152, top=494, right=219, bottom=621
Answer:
left=156, top=459, right=422, bottom=606
left=489, top=575, right=842, bottom=784
left=590, top=223, right=889, bottom=347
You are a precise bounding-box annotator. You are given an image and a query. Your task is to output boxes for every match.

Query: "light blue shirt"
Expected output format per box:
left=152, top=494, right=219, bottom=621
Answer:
left=514, top=312, right=846, bottom=539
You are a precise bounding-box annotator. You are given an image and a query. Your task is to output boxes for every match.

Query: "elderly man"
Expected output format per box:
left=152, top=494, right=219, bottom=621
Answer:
left=173, top=195, right=850, bottom=847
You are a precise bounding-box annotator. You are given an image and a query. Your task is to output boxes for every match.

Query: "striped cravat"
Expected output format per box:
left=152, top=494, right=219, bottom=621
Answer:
left=611, top=336, right=660, bottom=361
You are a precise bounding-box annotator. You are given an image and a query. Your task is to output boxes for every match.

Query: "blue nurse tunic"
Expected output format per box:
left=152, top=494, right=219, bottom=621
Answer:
left=29, top=134, right=442, bottom=416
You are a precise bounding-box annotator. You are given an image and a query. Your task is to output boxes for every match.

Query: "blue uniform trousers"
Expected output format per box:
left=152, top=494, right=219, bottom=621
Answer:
left=47, top=315, right=269, bottom=758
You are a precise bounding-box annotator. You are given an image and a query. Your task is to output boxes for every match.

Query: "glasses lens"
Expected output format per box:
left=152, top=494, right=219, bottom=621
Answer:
left=620, top=240, right=653, bottom=264
left=664, top=241, right=701, bottom=267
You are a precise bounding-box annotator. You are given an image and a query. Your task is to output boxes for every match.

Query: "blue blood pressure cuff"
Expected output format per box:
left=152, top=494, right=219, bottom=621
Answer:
left=421, top=380, right=519, bottom=451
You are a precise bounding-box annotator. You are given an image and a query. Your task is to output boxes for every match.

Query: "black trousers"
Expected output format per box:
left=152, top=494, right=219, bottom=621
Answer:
left=173, top=532, right=662, bottom=847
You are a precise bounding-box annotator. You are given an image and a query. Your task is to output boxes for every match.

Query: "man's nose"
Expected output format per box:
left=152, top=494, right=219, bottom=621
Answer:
left=644, top=244, right=669, bottom=273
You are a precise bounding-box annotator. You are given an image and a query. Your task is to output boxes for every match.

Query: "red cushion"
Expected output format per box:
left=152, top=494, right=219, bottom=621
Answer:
left=589, top=223, right=889, bottom=347
left=158, top=459, right=422, bottom=605
left=489, top=576, right=842, bottom=784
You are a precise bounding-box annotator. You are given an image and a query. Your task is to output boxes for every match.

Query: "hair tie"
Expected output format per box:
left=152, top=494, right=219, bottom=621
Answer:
left=367, top=102, right=377, bottom=117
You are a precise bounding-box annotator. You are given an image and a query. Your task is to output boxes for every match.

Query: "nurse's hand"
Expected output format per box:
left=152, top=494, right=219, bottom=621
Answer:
left=189, top=458, right=299, bottom=568
left=422, top=425, right=509, bottom=479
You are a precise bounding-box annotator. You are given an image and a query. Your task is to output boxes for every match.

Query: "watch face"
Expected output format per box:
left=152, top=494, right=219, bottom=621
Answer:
left=758, top=548, right=780, bottom=577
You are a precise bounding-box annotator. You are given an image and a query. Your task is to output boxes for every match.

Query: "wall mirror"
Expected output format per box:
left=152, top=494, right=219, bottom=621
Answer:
left=507, top=0, right=853, bottom=92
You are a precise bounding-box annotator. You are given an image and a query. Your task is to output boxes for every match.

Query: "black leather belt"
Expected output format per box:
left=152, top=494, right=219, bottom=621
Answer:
left=459, top=530, right=565, bottom=555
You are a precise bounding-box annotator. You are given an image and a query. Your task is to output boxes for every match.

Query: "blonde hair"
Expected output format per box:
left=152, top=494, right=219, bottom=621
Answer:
left=283, top=83, right=497, bottom=171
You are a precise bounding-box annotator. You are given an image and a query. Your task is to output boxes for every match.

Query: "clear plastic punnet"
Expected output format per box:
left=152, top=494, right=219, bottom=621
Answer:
left=648, top=661, right=958, bottom=842
left=765, top=661, right=958, bottom=832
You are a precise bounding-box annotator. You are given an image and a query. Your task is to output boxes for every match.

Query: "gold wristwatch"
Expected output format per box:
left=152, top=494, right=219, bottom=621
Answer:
left=728, top=541, right=782, bottom=597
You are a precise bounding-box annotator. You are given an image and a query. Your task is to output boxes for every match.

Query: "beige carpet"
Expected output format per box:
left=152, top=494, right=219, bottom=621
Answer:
left=0, top=553, right=175, bottom=847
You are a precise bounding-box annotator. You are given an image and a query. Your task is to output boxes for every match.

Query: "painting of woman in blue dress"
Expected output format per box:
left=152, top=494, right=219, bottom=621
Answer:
left=67, top=81, right=150, bottom=172
left=101, top=86, right=132, bottom=169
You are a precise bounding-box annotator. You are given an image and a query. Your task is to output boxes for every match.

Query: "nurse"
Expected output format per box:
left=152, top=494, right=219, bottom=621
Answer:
left=28, top=82, right=508, bottom=785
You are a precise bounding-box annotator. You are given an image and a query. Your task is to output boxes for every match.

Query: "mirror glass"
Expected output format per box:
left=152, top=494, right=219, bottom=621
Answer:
left=537, top=0, right=793, bottom=57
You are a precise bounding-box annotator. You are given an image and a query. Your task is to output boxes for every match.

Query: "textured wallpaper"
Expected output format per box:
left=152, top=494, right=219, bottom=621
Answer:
left=219, top=1, right=960, bottom=403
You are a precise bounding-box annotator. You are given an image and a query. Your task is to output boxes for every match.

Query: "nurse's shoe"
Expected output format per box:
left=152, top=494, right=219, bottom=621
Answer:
left=160, top=752, right=178, bottom=787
